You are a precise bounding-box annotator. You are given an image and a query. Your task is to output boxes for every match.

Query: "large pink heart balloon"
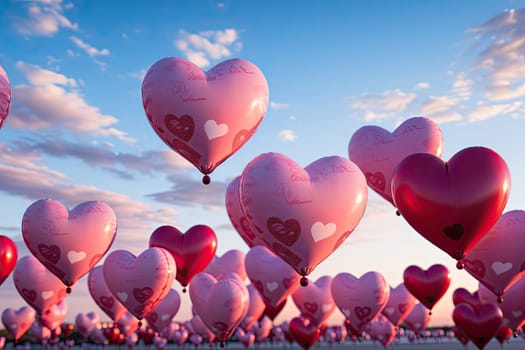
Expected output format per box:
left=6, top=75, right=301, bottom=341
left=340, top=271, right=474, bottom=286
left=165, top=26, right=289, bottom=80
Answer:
left=241, top=284, right=266, bottom=331
left=204, top=249, right=247, bottom=280
left=403, top=264, right=451, bottom=311
left=88, top=266, right=127, bottom=322
left=13, top=255, right=67, bottom=314
left=145, top=289, right=181, bottom=333
left=142, top=57, right=269, bottom=183
left=240, top=153, right=368, bottom=278
left=1, top=306, right=36, bottom=341
left=462, top=210, right=525, bottom=298
left=246, top=246, right=300, bottom=307
left=292, top=276, right=335, bottom=326
left=348, top=116, right=443, bottom=206
left=0, top=65, right=11, bottom=129
left=189, top=272, right=249, bottom=342
left=22, top=199, right=117, bottom=290
left=102, top=247, right=176, bottom=320
left=381, top=283, right=416, bottom=327
left=39, top=300, right=67, bottom=331
left=75, top=312, right=100, bottom=339
left=479, top=277, right=525, bottom=331
left=331, top=271, right=390, bottom=333
left=365, top=315, right=396, bottom=348
left=452, top=303, right=502, bottom=350
left=392, top=147, right=511, bottom=261
left=403, top=303, right=430, bottom=336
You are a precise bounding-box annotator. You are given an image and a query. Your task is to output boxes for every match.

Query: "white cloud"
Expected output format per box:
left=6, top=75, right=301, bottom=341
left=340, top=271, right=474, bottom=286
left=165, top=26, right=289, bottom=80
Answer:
left=468, top=101, right=523, bottom=122
left=270, top=102, right=289, bottom=110
left=420, top=96, right=459, bottom=115
left=15, top=61, right=76, bottom=87
left=70, top=36, right=110, bottom=57
left=429, top=113, right=463, bottom=124
left=414, top=82, right=430, bottom=90
left=278, top=129, right=296, bottom=142
left=452, top=72, right=474, bottom=99
left=347, top=89, right=416, bottom=121
left=13, top=0, right=78, bottom=36
left=486, top=81, right=525, bottom=101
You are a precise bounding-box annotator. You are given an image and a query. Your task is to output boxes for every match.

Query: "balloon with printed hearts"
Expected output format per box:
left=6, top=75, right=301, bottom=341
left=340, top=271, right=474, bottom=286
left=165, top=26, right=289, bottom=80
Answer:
left=39, top=300, right=67, bottom=331
left=102, top=247, right=176, bottom=320
left=403, top=303, right=430, bottom=336
left=204, top=249, right=247, bottom=281
left=392, top=146, right=511, bottom=261
left=461, top=210, right=525, bottom=299
left=75, top=312, right=100, bottom=339
left=381, top=283, right=416, bottom=327
left=292, top=275, right=336, bottom=326
left=0, top=235, right=17, bottom=286
left=264, top=298, right=287, bottom=321
left=88, top=266, right=127, bottom=322
left=13, top=255, right=67, bottom=314
left=239, top=153, right=368, bottom=279
left=348, top=116, right=443, bottom=206
left=141, top=57, right=269, bottom=184
left=145, top=289, right=181, bottom=333
left=241, top=284, right=266, bottom=331
left=0, top=65, right=11, bottom=129
left=452, top=302, right=503, bottom=350
left=22, top=199, right=117, bottom=291
left=1, top=306, right=36, bottom=341
left=403, top=264, right=451, bottom=311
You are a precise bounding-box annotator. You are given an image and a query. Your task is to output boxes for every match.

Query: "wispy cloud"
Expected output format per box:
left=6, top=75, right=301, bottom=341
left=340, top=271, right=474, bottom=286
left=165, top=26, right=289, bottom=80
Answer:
left=13, top=0, right=78, bottom=36
left=468, top=101, right=523, bottom=122
left=420, top=96, right=459, bottom=115
left=70, top=36, right=110, bottom=57
left=414, top=82, right=430, bottom=90
left=347, top=89, right=416, bottom=121
left=270, top=102, right=290, bottom=110
left=278, top=129, right=296, bottom=142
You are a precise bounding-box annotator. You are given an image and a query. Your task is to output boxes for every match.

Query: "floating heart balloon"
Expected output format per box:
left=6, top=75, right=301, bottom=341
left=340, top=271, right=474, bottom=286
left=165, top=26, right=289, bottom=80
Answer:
left=1, top=306, right=36, bottom=341
left=204, top=249, right=246, bottom=280
left=452, top=303, right=502, bottom=350
left=403, top=303, right=430, bottom=336
left=264, top=298, right=287, bottom=321
left=39, top=300, right=67, bottom=331
left=88, top=266, right=127, bottom=322
left=381, top=283, right=416, bottom=327
left=142, top=57, right=269, bottom=183
left=495, top=324, right=513, bottom=345
left=13, top=255, right=67, bottom=314
left=188, top=315, right=215, bottom=343
left=331, top=271, right=390, bottom=332
left=246, top=246, right=300, bottom=307
left=0, top=235, right=17, bottom=286
left=452, top=287, right=482, bottom=308
left=365, top=315, right=396, bottom=348
left=236, top=328, right=255, bottom=349
left=0, top=65, right=11, bottom=129
left=252, top=315, right=272, bottom=342
left=392, top=147, right=511, bottom=260
left=348, top=116, right=443, bottom=205
left=116, top=311, right=139, bottom=336
left=102, top=247, right=176, bottom=320
left=292, top=276, right=335, bottom=326
left=75, top=312, right=100, bottom=339
left=289, top=316, right=321, bottom=350
left=240, top=153, right=367, bottom=278
left=403, top=264, right=451, bottom=311
left=462, top=210, right=525, bottom=298
left=172, top=328, right=189, bottom=345
left=149, top=225, right=217, bottom=290
left=30, top=323, right=51, bottom=344
left=145, top=289, right=181, bottom=333
left=241, top=284, right=265, bottom=331
left=22, top=199, right=117, bottom=290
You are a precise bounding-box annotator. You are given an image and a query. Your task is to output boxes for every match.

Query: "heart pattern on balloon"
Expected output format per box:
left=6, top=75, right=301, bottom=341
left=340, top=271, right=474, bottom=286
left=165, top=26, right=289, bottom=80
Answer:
left=381, top=283, right=416, bottom=327
left=292, top=276, right=335, bottom=326
left=145, top=289, right=181, bottom=333
left=88, top=266, right=127, bottom=322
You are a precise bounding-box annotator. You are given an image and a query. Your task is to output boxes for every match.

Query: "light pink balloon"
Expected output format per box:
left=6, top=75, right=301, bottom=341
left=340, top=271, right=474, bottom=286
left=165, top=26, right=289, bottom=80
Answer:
left=246, top=246, right=300, bottom=307
left=252, top=315, right=272, bottom=342
left=365, top=315, right=396, bottom=348
left=188, top=315, right=215, bottom=343
left=189, top=272, right=249, bottom=342
left=236, top=328, right=255, bottom=348
left=142, top=57, right=269, bottom=180
left=145, top=289, right=181, bottom=333
left=116, top=311, right=139, bottom=336
left=0, top=65, right=11, bottom=128
left=204, top=249, right=246, bottom=280
left=292, top=275, right=335, bottom=326
left=331, top=271, right=390, bottom=332
left=22, top=199, right=117, bottom=289
left=102, top=247, right=176, bottom=320
left=13, top=255, right=68, bottom=314
left=75, top=312, right=100, bottom=339
left=403, top=303, right=430, bottom=336
left=1, top=306, right=36, bottom=341
left=462, top=210, right=525, bottom=298
left=241, top=284, right=266, bottom=331
left=88, top=266, right=127, bottom=322
left=240, top=153, right=368, bottom=277
left=381, top=283, right=416, bottom=327
left=479, top=276, right=525, bottom=331
left=172, top=328, right=189, bottom=345
left=39, top=300, right=67, bottom=331
left=348, top=116, right=443, bottom=206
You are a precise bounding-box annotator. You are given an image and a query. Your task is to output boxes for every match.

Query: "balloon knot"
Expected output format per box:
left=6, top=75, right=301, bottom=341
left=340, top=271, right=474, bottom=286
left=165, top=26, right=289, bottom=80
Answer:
left=497, top=296, right=503, bottom=303
left=138, top=321, right=142, bottom=328
left=300, top=277, right=308, bottom=287
left=182, top=287, right=187, bottom=293
left=66, top=287, right=72, bottom=294
left=395, top=210, right=401, bottom=216
left=428, top=310, right=432, bottom=316
left=456, top=261, right=464, bottom=270
left=202, top=175, right=211, bottom=185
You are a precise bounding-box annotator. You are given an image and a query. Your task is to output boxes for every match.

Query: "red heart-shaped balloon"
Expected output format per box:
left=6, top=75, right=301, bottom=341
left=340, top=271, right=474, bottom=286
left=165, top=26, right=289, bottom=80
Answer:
left=289, top=316, right=321, bottom=350
left=0, top=235, right=17, bottom=285
left=452, top=303, right=502, bottom=350
left=403, top=264, right=451, bottom=310
left=452, top=287, right=482, bottom=309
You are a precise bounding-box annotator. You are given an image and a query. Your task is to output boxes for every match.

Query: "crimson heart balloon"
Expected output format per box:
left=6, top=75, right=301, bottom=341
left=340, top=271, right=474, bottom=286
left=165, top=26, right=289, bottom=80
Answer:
left=0, top=235, right=17, bottom=285
left=452, top=287, right=482, bottom=308
left=264, top=298, right=287, bottom=321
left=452, top=303, right=502, bottom=350
left=289, top=316, right=321, bottom=350
left=403, top=264, right=451, bottom=310
left=149, top=225, right=217, bottom=290
left=392, top=147, right=511, bottom=260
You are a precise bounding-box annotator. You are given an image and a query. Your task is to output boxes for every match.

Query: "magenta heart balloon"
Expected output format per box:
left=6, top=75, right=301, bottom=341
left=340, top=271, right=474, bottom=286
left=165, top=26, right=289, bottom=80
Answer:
left=348, top=116, right=443, bottom=206
left=22, top=199, right=117, bottom=289
left=240, top=153, right=368, bottom=278
left=0, top=65, right=11, bottom=129
left=102, top=247, right=176, bottom=320
left=292, top=275, right=335, bottom=326
left=403, top=264, right=451, bottom=310
left=479, top=276, right=525, bottom=331
left=452, top=303, right=502, bottom=350
left=145, top=289, right=181, bottom=333
left=88, top=266, right=127, bottom=322
left=392, top=147, right=511, bottom=261
left=403, top=303, right=430, bottom=336
left=331, top=271, right=390, bottom=332
left=39, top=300, right=67, bottom=331
left=246, top=246, right=300, bottom=307
left=204, top=249, right=246, bottom=280
left=189, top=272, right=249, bottom=342
left=1, top=306, right=36, bottom=341
left=381, top=283, right=416, bottom=327
left=75, top=312, right=100, bottom=339
left=142, top=57, right=269, bottom=183
left=365, top=315, right=396, bottom=348
left=241, top=284, right=265, bottom=331
left=13, top=255, right=67, bottom=314
left=462, top=210, right=525, bottom=298
left=453, top=287, right=482, bottom=308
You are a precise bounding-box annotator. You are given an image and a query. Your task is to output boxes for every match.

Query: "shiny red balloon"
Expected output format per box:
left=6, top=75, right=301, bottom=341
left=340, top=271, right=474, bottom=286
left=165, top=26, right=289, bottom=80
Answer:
left=495, top=324, right=513, bottom=345
left=453, top=303, right=502, bottom=350
left=149, top=225, right=217, bottom=289
left=289, top=316, right=321, bottom=350
left=392, top=147, right=511, bottom=260
left=0, top=235, right=17, bottom=285
left=264, top=299, right=287, bottom=321
left=452, top=287, right=482, bottom=308
left=403, top=264, right=451, bottom=310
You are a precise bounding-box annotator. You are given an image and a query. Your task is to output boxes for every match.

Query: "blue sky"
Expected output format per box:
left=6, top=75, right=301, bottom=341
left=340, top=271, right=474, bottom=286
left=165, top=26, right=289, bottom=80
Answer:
left=0, top=0, right=525, bottom=328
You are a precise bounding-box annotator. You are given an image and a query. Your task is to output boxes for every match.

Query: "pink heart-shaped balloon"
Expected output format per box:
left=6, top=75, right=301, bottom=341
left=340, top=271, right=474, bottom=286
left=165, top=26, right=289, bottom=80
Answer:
left=292, top=276, right=335, bottom=326
left=102, top=247, right=176, bottom=320
left=39, top=300, right=67, bottom=331
left=240, top=153, right=368, bottom=277
left=204, top=249, right=246, bottom=281
left=30, top=323, right=51, bottom=343
left=252, top=315, right=272, bottom=342
left=88, top=266, right=127, bottom=322
left=75, top=312, right=100, bottom=339
left=453, top=287, right=482, bottom=308
left=381, top=283, right=416, bottom=327
left=246, top=246, right=300, bottom=307
left=1, top=306, right=36, bottom=341
left=189, top=272, right=248, bottom=341
left=348, top=116, right=443, bottom=205
left=365, top=315, right=396, bottom=348
left=452, top=303, right=502, bottom=350
left=116, top=311, right=139, bottom=336
left=13, top=255, right=67, bottom=314
left=462, top=210, right=525, bottom=297
left=331, top=272, right=389, bottom=333
left=289, top=316, right=321, bottom=350
left=22, top=199, right=117, bottom=288
left=392, top=147, right=511, bottom=260
left=188, top=315, right=215, bottom=343
left=403, top=264, right=451, bottom=310
left=172, top=329, right=188, bottom=345
left=241, top=284, right=265, bottom=331
left=142, top=57, right=269, bottom=181
left=145, top=289, right=181, bottom=333
left=403, top=303, right=430, bottom=336
left=0, top=65, right=11, bottom=129
left=237, top=328, right=255, bottom=348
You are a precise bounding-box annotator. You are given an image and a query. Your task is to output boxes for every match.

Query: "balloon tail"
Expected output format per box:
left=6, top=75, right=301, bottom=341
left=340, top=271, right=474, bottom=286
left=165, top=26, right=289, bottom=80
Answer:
left=300, top=276, right=308, bottom=287
left=202, top=175, right=211, bottom=185
left=66, top=286, right=72, bottom=294
left=182, top=287, right=187, bottom=293
left=456, top=261, right=464, bottom=269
